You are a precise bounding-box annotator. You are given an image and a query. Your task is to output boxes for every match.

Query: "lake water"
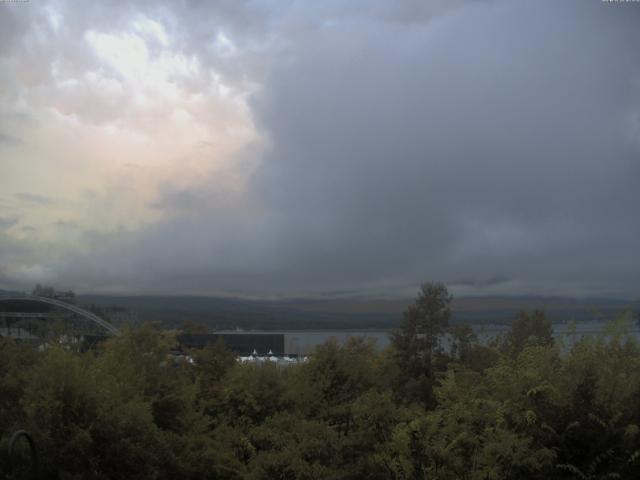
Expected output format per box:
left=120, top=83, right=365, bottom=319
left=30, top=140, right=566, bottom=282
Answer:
left=264, top=321, right=640, bottom=355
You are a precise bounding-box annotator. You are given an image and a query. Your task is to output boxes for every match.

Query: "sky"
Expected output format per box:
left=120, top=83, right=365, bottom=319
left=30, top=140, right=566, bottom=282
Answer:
left=0, top=0, right=639, bottom=299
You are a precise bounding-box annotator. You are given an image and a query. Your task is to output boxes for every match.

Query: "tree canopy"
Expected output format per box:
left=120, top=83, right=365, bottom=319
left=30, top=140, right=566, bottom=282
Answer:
left=1, top=292, right=640, bottom=479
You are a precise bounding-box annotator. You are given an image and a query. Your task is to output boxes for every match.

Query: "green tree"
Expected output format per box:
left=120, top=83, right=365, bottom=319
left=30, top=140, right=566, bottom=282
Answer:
left=292, top=337, right=380, bottom=436
left=179, top=320, right=210, bottom=334
left=21, top=346, right=165, bottom=479
left=449, top=324, right=476, bottom=363
left=218, top=363, right=292, bottom=429
left=32, top=284, right=56, bottom=297
left=508, top=310, right=554, bottom=353
left=391, top=282, right=452, bottom=407
left=248, top=413, right=344, bottom=480
left=0, top=338, right=37, bottom=434
left=192, top=339, right=237, bottom=418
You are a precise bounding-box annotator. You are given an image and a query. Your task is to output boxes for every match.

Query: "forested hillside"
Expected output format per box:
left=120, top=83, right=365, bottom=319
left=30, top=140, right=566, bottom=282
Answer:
left=75, top=292, right=636, bottom=330
left=2, top=284, right=640, bottom=479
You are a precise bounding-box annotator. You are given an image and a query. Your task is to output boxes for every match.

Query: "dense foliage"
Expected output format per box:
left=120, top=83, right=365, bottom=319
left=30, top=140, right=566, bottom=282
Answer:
left=1, top=283, right=640, bottom=479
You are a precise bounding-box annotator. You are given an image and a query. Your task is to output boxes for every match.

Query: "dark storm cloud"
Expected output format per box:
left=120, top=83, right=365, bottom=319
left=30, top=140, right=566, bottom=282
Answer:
left=241, top=0, right=640, bottom=297
left=4, top=0, right=639, bottom=298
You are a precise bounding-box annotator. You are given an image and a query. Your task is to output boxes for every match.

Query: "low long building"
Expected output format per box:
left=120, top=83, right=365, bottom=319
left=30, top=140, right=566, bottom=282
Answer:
left=177, top=332, right=286, bottom=356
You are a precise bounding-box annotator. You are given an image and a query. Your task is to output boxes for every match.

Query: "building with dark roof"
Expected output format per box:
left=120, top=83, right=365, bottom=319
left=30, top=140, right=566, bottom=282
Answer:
left=177, top=332, right=285, bottom=356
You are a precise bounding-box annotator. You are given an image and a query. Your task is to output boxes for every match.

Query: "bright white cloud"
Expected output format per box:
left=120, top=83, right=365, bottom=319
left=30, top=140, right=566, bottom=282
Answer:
left=0, top=0, right=262, bottom=290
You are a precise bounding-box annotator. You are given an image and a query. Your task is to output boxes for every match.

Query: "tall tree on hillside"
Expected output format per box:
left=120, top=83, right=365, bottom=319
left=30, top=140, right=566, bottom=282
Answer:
left=32, top=284, right=55, bottom=298
left=391, top=282, right=452, bottom=407
left=508, top=309, right=554, bottom=353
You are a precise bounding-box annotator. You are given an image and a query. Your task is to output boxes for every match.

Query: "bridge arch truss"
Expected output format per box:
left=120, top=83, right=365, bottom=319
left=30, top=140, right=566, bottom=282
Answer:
left=0, top=295, right=120, bottom=335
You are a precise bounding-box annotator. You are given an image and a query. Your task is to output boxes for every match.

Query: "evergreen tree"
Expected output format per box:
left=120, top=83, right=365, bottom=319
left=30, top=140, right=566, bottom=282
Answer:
left=508, top=309, right=554, bottom=353
left=391, top=282, right=452, bottom=407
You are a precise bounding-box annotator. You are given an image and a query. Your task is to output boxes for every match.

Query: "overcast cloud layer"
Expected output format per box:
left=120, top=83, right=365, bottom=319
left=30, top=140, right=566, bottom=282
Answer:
left=1, top=0, right=639, bottom=298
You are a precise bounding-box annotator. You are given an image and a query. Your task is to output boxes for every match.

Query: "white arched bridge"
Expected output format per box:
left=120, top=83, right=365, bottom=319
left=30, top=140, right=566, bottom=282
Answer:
left=0, top=294, right=120, bottom=335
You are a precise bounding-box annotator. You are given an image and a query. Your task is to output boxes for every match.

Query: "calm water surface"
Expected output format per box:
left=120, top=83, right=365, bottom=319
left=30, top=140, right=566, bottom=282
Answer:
left=263, top=321, right=640, bottom=355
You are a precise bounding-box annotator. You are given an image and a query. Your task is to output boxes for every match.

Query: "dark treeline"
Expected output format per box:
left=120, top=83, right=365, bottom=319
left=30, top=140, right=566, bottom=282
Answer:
left=1, top=283, right=640, bottom=479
